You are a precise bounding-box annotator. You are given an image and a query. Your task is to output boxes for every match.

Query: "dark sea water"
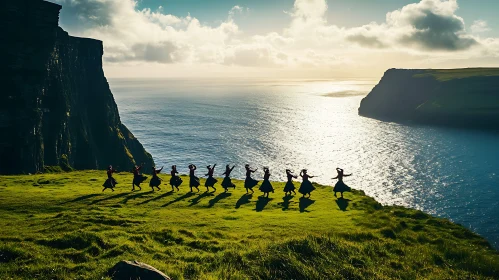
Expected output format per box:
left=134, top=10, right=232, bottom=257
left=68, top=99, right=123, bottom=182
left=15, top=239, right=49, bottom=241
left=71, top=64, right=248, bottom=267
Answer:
left=110, top=78, right=499, bottom=248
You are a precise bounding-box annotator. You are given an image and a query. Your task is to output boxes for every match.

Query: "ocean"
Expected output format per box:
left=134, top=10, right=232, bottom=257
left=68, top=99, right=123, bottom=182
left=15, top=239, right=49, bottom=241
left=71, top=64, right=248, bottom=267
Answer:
left=110, top=78, right=499, bottom=248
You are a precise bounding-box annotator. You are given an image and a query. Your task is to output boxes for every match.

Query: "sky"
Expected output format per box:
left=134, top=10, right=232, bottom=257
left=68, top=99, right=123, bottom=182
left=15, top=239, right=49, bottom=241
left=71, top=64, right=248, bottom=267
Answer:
left=50, top=0, right=499, bottom=79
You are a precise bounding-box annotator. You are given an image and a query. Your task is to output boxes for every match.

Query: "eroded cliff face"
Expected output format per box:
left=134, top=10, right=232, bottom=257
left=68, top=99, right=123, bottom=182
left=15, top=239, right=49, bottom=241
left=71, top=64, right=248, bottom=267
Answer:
left=359, top=68, right=499, bottom=130
left=0, top=0, right=154, bottom=174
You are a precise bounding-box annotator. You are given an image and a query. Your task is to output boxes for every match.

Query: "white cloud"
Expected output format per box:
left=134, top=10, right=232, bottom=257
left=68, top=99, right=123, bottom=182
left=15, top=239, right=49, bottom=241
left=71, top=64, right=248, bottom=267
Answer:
left=471, top=20, right=491, bottom=33
left=52, top=0, right=499, bottom=77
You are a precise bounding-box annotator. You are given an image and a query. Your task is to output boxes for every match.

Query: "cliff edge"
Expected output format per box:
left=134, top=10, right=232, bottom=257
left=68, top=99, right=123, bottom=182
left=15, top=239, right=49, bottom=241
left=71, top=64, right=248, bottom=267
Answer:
left=359, top=68, right=499, bottom=130
left=0, top=0, right=154, bottom=174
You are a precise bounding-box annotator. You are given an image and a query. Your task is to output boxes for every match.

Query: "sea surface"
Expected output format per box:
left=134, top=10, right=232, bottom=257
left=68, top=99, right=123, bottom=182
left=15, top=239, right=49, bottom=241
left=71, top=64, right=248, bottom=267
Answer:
left=110, top=78, right=499, bottom=248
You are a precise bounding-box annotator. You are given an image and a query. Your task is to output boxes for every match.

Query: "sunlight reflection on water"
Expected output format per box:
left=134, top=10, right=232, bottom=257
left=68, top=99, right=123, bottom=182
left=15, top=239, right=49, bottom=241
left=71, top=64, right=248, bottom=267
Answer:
left=110, top=78, right=499, bottom=248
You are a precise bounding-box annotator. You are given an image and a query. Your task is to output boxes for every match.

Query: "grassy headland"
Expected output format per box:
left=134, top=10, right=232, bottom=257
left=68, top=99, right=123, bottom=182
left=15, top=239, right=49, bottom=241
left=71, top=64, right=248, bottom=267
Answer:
left=359, top=68, right=499, bottom=131
left=412, top=68, right=499, bottom=81
left=0, top=171, right=498, bottom=279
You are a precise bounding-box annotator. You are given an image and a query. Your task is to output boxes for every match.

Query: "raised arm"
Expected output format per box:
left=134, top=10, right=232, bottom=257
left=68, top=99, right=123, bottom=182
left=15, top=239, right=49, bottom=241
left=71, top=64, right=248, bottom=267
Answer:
left=230, top=165, right=236, bottom=172
left=344, top=173, right=352, bottom=177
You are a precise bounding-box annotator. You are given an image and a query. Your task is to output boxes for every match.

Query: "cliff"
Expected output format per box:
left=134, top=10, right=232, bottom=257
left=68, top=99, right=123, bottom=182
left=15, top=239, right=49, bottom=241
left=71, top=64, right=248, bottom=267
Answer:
left=359, top=68, right=499, bottom=130
left=0, top=0, right=154, bottom=174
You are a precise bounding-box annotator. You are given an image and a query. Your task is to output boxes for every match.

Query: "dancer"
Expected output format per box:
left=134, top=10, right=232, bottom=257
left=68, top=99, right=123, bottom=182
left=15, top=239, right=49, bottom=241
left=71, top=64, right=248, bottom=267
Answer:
left=169, top=165, right=183, bottom=191
left=132, top=163, right=147, bottom=191
left=259, top=167, right=274, bottom=198
left=205, top=164, right=218, bottom=192
left=298, top=169, right=316, bottom=198
left=102, top=165, right=118, bottom=192
left=188, top=164, right=200, bottom=192
left=244, top=164, right=259, bottom=193
left=149, top=166, right=163, bottom=191
left=332, top=168, right=352, bottom=198
left=221, top=164, right=236, bottom=192
left=283, top=169, right=298, bottom=196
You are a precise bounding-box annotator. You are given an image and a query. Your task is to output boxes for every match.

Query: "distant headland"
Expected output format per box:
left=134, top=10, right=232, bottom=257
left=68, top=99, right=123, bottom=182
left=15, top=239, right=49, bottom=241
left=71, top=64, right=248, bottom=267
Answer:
left=359, top=68, right=499, bottom=131
left=1, top=0, right=154, bottom=174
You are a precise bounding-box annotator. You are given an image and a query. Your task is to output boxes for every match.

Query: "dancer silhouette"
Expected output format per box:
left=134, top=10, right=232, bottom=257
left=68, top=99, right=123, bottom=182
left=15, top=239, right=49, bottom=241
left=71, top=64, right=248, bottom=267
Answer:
left=188, top=164, right=200, bottom=192
left=244, top=164, right=259, bottom=193
left=132, top=163, right=147, bottom=191
left=283, top=169, right=298, bottom=196
left=102, top=165, right=118, bottom=192
left=332, top=168, right=352, bottom=198
left=259, top=167, right=274, bottom=198
left=221, top=164, right=236, bottom=192
left=149, top=166, right=163, bottom=191
left=298, top=169, right=316, bottom=198
left=205, top=164, right=218, bottom=192
left=169, top=165, right=183, bottom=192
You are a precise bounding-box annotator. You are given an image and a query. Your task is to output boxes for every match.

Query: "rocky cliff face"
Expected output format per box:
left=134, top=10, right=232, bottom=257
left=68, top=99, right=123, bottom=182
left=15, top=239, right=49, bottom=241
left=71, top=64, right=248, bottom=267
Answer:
left=359, top=68, right=499, bottom=130
left=0, top=0, right=154, bottom=174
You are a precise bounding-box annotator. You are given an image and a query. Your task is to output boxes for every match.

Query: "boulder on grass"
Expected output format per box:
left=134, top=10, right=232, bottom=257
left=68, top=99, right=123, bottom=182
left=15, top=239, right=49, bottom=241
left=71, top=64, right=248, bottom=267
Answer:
left=108, top=260, right=171, bottom=280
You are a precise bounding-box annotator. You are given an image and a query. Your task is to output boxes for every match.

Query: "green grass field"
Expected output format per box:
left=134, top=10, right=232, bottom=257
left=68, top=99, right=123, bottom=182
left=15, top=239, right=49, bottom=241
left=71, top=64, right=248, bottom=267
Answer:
left=1, top=171, right=498, bottom=279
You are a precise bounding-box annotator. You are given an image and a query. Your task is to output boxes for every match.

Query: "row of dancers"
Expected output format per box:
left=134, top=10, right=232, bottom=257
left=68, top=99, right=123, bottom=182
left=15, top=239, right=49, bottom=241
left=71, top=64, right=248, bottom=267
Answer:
left=103, top=164, right=353, bottom=198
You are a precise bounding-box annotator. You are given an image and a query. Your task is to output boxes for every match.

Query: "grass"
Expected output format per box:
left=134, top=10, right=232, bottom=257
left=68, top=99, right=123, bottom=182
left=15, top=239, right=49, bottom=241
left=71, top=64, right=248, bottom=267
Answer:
left=0, top=170, right=498, bottom=279
left=413, top=68, right=499, bottom=81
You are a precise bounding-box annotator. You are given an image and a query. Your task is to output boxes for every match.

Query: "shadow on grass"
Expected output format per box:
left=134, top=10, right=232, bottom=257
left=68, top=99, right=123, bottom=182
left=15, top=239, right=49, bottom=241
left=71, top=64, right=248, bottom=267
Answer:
left=235, top=193, right=252, bottom=209
left=255, top=197, right=273, bottom=212
left=61, top=194, right=101, bottom=205
left=89, top=193, right=129, bottom=205
left=299, top=197, right=315, bottom=213
left=336, top=198, right=351, bottom=211
left=162, top=192, right=196, bottom=207
left=278, top=195, right=294, bottom=211
left=138, top=191, right=174, bottom=205
left=122, top=191, right=154, bottom=204
left=208, top=192, right=232, bottom=208
left=189, top=192, right=213, bottom=206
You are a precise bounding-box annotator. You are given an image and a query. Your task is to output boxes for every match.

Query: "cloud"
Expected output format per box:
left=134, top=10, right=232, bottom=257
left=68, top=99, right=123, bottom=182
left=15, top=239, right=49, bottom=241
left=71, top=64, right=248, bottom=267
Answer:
left=52, top=0, right=243, bottom=65
left=225, top=45, right=282, bottom=67
left=50, top=0, right=499, bottom=76
left=388, top=0, right=477, bottom=50
left=471, top=20, right=491, bottom=33
left=346, top=32, right=387, bottom=49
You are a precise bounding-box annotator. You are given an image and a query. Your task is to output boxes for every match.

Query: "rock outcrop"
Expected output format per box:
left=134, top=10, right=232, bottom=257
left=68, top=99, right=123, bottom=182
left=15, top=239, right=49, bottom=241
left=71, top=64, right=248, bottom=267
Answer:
left=1, top=0, right=154, bottom=174
left=359, top=68, right=499, bottom=130
left=108, top=260, right=171, bottom=280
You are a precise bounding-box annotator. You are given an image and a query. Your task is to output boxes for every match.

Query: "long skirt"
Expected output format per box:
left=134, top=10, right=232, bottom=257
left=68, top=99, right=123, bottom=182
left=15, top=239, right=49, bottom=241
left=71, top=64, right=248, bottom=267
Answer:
left=149, top=176, right=162, bottom=187
left=205, top=176, right=218, bottom=187
left=170, top=176, right=183, bottom=187
left=190, top=175, right=200, bottom=187
left=103, top=177, right=118, bottom=188
left=259, top=179, right=274, bottom=193
left=133, top=175, right=148, bottom=186
left=221, top=176, right=235, bottom=189
left=333, top=181, right=351, bottom=193
left=245, top=177, right=259, bottom=189
left=283, top=181, right=295, bottom=192
left=298, top=180, right=316, bottom=195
